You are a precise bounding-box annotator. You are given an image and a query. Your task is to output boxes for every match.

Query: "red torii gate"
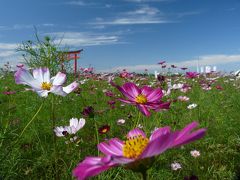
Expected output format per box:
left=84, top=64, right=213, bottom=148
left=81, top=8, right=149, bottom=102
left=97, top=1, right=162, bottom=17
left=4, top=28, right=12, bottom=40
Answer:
left=60, top=49, right=83, bottom=75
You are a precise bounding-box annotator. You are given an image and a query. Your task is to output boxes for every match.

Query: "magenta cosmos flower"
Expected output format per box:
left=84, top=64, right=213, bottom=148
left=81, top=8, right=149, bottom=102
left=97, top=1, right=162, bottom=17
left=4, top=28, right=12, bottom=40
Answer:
left=14, top=67, right=78, bottom=97
left=73, top=121, right=206, bottom=180
left=186, top=72, right=198, bottom=79
left=111, top=82, right=170, bottom=116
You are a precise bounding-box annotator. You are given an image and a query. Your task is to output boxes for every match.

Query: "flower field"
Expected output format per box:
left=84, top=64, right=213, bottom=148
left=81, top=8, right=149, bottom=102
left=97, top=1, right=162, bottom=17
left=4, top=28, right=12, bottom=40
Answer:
left=0, top=68, right=240, bottom=180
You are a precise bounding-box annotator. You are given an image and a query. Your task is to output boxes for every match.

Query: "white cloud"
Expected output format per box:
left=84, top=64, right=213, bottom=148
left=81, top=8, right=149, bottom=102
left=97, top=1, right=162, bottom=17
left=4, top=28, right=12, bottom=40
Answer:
left=0, top=43, right=19, bottom=50
left=64, top=1, right=96, bottom=6
left=126, top=6, right=160, bottom=15
left=47, top=32, right=120, bottom=46
left=91, top=5, right=168, bottom=25
left=106, top=54, right=240, bottom=72
left=0, top=24, right=55, bottom=31
left=0, top=50, right=17, bottom=57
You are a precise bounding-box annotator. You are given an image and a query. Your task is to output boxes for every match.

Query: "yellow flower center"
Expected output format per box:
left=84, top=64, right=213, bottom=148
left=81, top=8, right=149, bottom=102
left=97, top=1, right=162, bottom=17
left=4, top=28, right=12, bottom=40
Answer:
left=101, top=128, right=108, bottom=133
left=123, top=135, right=149, bottom=159
left=135, top=94, right=147, bottom=104
left=41, top=82, right=52, bottom=91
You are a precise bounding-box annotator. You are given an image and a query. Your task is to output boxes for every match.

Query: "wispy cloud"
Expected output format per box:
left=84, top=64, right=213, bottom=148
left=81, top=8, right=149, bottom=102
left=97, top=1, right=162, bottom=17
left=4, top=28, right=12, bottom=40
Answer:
left=64, top=1, right=96, bottom=6
left=46, top=32, right=121, bottom=46
left=0, top=43, right=19, bottom=50
left=106, top=54, right=240, bottom=72
left=0, top=24, right=55, bottom=31
left=91, top=5, right=169, bottom=25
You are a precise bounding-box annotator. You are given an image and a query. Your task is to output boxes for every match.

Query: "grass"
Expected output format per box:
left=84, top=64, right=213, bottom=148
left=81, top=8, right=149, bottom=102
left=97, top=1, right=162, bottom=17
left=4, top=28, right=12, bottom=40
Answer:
left=0, top=71, right=240, bottom=180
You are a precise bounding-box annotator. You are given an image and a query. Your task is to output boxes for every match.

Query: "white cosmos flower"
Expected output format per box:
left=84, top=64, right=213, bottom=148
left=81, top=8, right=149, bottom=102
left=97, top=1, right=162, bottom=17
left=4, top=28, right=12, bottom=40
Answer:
left=172, top=83, right=184, bottom=90
left=171, top=162, right=182, bottom=171
left=54, top=126, right=68, bottom=137
left=116, top=119, right=125, bottom=125
left=14, top=67, right=78, bottom=97
left=187, top=103, right=197, bottom=109
left=190, top=150, right=200, bottom=158
left=68, top=118, right=86, bottom=134
left=54, top=118, right=86, bottom=137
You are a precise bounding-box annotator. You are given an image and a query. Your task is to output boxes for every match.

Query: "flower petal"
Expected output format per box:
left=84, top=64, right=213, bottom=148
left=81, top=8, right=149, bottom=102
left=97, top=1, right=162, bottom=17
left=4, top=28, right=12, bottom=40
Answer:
left=52, top=72, right=66, bottom=85
left=73, top=156, right=116, bottom=180
left=33, top=67, right=50, bottom=83
left=115, top=82, right=141, bottom=101
left=172, top=129, right=207, bottom=147
left=141, top=86, right=163, bottom=102
left=36, top=90, right=49, bottom=97
left=127, top=128, right=146, bottom=138
left=50, top=86, right=67, bottom=96
left=14, top=68, right=41, bottom=90
left=98, top=138, right=123, bottom=156
left=63, top=81, right=78, bottom=94
left=140, top=131, right=173, bottom=158
left=137, top=104, right=150, bottom=117
left=149, top=127, right=171, bottom=141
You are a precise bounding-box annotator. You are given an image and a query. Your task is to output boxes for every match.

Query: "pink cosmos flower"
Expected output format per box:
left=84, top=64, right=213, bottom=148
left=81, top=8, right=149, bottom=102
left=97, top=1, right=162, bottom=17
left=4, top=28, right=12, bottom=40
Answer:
left=16, top=63, right=24, bottom=68
left=111, top=82, right=170, bottom=116
left=14, top=67, right=78, bottom=97
left=2, top=91, right=16, bottom=95
left=158, top=61, right=166, bottom=65
left=186, top=72, right=198, bottom=79
left=73, top=121, right=206, bottom=180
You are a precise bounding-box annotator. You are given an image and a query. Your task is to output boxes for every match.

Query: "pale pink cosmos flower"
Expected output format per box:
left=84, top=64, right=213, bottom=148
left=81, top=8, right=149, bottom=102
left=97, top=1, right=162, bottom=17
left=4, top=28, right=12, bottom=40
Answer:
left=111, top=82, right=170, bottom=117
left=73, top=122, right=206, bottom=180
left=171, top=162, right=182, bottom=171
left=190, top=150, right=200, bottom=158
left=14, top=67, right=78, bottom=97
left=178, top=96, right=190, bottom=102
left=54, top=126, right=68, bottom=137
left=54, top=118, right=85, bottom=137
left=116, top=119, right=125, bottom=125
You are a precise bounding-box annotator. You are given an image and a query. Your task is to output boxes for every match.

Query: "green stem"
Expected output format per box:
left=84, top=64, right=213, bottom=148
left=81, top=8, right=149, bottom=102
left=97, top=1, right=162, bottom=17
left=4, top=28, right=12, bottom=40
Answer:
left=19, top=100, right=45, bottom=138
left=134, top=111, right=141, bottom=128
left=51, top=95, right=59, bottom=180
left=94, top=120, right=100, bottom=156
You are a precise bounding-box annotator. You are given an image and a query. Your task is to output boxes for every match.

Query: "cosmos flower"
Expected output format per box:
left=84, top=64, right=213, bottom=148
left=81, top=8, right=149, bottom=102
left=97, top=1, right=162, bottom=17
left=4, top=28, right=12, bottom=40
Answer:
left=2, top=91, right=16, bottom=95
left=54, top=118, right=85, bottom=137
left=73, top=122, right=206, bottom=180
left=68, top=118, right=86, bottom=134
left=187, top=104, right=197, bottom=109
left=171, top=162, right=182, bottom=171
left=158, top=61, right=166, bottom=65
left=177, top=96, right=190, bottom=102
left=111, top=82, right=170, bottom=116
left=14, top=67, right=78, bottom=97
left=81, top=106, right=94, bottom=118
left=16, top=63, right=24, bottom=68
left=190, top=150, right=200, bottom=158
left=54, top=126, right=68, bottom=137
left=98, top=125, right=110, bottom=134
left=186, top=72, right=198, bottom=79
left=116, top=119, right=126, bottom=125
left=181, top=67, right=188, bottom=70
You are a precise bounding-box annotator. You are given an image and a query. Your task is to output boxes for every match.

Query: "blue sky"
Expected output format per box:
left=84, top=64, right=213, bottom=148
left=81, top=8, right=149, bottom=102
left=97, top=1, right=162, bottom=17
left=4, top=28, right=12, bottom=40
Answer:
left=0, top=0, right=240, bottom=72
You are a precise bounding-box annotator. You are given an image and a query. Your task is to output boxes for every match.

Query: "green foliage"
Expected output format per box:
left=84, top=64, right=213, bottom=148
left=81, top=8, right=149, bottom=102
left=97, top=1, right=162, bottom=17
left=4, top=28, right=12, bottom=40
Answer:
left=17, top=33, right=70, bottom=74
left=0, top=73, right=240, bottom=179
